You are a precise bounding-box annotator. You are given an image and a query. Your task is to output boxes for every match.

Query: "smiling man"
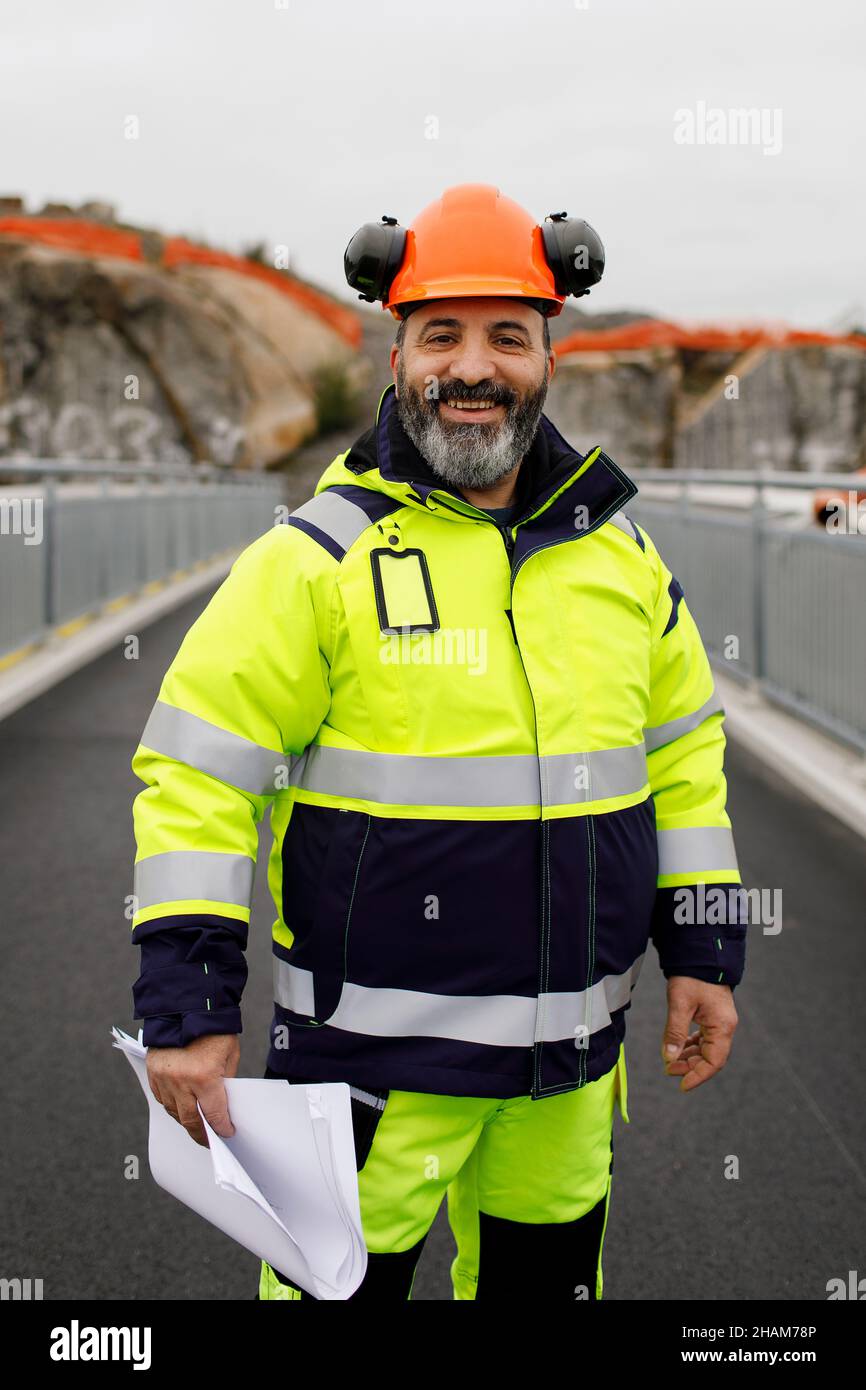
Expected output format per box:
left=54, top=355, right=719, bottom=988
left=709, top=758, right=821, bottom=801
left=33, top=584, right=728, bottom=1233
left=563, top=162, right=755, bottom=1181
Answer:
left=129, top=185, right=748, bottom=1303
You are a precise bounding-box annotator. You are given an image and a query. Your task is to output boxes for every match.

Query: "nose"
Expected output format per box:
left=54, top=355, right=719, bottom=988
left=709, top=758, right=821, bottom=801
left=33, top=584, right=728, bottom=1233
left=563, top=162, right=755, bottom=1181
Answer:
left=443, top=335, right=499, bottom=388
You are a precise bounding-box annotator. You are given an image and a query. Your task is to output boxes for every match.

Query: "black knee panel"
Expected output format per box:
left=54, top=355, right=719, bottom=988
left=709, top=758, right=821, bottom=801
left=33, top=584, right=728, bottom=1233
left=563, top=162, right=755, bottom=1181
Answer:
left=475, top=1194, right=609, bottom=1301
left=267, top=1234, right=428, bottom=1302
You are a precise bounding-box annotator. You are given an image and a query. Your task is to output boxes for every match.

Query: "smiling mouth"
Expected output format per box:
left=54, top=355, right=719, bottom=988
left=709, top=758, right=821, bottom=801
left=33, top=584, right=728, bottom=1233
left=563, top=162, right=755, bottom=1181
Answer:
left=439, top=398, right=507, bottom=418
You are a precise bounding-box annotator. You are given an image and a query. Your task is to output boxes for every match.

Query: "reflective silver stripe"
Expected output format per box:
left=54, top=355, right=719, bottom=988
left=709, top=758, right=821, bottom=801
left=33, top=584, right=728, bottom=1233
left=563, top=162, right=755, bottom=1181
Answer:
left=290, top=745, right=539, bottom=807
left=331, top=980, right=530, bottom=1045
left=657, top=826, right=739, bottom=877
left=608, top=509, right=638, bottom=543
left=289, top=491, right=376, bottom=553
left=535, top=954, right=645, bottom=1041
left=134, top=850, right=255, bottom=911
left=140, top=700, right=286, bottom=796
left=272, top=955, right=643, bottom=1047
left=541, top=745, right=648, bottom=805
left=349, top=1086, right=387, bottom=1110
left=645, top=690, right=726, bottom=753
left=289, top=743, right=647, bottom=809
left=273, top=959, right=316, bottom=1015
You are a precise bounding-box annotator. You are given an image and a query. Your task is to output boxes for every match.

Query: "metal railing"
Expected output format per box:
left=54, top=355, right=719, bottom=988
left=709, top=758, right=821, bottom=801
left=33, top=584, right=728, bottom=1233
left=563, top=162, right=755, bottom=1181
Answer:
left=4, top=459, right=863, bottom=754
left=628, top=470, right=866, bottom=753
left=0, top=459, right=288, bottom=661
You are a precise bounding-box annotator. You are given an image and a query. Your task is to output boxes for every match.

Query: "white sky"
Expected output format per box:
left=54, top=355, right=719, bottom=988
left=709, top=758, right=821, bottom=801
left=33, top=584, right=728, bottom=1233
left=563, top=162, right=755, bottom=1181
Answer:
left=1, top=0, right=863, bottom=328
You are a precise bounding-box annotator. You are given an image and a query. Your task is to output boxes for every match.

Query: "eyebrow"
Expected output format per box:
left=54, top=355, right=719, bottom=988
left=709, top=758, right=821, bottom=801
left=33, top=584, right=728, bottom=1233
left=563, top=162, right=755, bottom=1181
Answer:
left=416, top=317, right=532, bottom=337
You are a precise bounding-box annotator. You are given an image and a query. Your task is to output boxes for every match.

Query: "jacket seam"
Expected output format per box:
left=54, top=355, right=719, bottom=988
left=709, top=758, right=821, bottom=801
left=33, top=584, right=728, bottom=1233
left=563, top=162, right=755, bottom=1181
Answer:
left=533, top=818, right=552, bottom=1096
left=342, top=813, right=372, bottom=985
left=581, top=816, right=598, bottom=1086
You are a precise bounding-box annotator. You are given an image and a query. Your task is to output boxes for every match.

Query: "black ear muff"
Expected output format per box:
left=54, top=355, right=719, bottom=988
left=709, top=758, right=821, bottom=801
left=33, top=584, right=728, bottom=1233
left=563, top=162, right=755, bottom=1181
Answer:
left=540, top=213, right=605, bottom=298
left=344, top=216, right=407, bottom=304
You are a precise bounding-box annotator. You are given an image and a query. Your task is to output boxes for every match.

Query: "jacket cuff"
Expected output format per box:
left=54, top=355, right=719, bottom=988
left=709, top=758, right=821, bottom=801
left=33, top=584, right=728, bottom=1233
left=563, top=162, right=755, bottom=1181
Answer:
left=141, top=1008, right=243, bottom=1048
left=131, top=916, right=248, bottom=1042
left=650, top=884, right=748, bottom=988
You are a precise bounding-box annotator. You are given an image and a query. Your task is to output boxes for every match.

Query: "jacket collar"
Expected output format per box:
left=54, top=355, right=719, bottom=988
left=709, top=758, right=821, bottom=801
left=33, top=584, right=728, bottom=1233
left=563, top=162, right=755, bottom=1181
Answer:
left=345, top=382, right=638, bottom=535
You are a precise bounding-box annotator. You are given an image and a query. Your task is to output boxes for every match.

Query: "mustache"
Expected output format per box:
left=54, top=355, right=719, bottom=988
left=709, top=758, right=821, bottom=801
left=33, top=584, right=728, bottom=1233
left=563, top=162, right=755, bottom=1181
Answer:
left=433, top=381, right=516, bottom=408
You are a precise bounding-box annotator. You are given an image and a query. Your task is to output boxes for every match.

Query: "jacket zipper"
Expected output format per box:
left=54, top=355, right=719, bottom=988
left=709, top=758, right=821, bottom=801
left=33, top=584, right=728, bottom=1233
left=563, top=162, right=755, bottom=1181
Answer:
left=491, top=520, right=547, bottom=1090
left=431, top=495, right=518, bottom=564
left=426, top=498, right=559, bottom=1089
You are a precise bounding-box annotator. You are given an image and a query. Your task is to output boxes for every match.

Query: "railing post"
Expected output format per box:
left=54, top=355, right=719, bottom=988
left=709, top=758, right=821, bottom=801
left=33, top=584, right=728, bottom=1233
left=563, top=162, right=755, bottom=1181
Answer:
left=99, top=475, right=109, bottom=603
left=42, top=477, right=56, bottom=630
left=136, top=476, right=145, bottom=590
left=752, top=472, right=767, bottom=684
left=680, top=470, right=690, bottom=549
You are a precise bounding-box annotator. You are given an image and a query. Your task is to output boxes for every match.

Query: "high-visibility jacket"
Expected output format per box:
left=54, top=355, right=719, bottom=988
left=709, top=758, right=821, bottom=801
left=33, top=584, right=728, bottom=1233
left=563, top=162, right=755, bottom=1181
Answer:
left=130, top=382, right=747, bottom=1099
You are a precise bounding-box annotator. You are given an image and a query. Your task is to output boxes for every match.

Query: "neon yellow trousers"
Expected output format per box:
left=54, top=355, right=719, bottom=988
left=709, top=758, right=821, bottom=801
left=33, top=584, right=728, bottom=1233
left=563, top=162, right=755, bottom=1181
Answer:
left=259, top=1043, right=629, bottom=1301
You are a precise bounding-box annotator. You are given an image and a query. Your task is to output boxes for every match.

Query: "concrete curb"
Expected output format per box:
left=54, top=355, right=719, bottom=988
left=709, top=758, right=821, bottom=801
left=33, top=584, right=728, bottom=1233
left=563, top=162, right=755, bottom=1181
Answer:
left=0, top=551, right=239, bottom=723
left=715, top=668, right=866, bottom=843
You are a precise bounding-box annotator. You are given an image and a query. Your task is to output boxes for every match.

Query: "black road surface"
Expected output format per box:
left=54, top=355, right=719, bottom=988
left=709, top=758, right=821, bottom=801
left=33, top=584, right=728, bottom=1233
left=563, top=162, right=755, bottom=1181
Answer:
left=2, top=444, right=865, bottom=1300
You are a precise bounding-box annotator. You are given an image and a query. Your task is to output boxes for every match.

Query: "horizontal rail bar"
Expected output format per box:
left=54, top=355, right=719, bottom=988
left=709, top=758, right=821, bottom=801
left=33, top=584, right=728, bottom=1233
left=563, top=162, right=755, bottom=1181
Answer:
left=630, top=468, right=865, bottom=489
left=0, top=457, right=282, bottom=482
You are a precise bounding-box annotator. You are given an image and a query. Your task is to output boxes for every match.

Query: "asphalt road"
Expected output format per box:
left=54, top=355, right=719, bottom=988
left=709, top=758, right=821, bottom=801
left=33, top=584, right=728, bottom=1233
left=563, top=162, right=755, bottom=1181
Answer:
left=2, top=467, right=865, bottom=1300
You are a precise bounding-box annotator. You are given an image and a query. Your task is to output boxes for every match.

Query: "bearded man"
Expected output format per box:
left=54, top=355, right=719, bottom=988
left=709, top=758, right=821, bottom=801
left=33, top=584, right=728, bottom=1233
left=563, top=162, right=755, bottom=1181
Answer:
left=130, top=186, right=745, bottom=1302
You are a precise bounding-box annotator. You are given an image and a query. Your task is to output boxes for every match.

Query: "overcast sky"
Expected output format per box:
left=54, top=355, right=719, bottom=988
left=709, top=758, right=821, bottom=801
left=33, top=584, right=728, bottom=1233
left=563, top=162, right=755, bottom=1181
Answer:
left=1, top=0, right=862, bottom=328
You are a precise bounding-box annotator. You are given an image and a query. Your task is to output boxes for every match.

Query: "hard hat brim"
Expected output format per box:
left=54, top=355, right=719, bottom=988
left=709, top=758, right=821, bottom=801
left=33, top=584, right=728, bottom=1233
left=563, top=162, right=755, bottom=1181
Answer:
left=386, top=281, right=564, bottom=320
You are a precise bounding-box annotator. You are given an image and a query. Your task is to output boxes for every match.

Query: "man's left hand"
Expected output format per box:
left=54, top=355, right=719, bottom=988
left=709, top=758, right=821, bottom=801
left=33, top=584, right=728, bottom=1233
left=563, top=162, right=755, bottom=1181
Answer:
left=661, top=976, right=738, bottom=1092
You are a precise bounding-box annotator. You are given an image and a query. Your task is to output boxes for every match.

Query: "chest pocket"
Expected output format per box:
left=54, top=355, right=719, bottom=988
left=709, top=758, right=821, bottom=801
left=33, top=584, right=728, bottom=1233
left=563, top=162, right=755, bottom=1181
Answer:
left=370, top=547, right=440, bottom=634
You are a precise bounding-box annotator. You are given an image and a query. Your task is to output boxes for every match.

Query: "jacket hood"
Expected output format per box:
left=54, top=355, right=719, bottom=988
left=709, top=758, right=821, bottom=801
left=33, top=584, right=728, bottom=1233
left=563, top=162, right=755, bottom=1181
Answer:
left=314, top=381, right=639, bottom=530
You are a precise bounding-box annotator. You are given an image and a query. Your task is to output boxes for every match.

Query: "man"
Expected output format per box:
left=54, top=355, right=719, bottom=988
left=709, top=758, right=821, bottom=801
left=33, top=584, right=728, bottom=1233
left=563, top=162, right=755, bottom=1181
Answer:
left=130, top=185, right=746, bottom=1302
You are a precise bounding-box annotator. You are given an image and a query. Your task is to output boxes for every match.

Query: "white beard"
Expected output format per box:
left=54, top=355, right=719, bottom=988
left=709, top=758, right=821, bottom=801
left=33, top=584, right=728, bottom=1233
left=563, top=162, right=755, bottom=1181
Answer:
left=401, top=413, right=525, bottom=490
left=395, top=360, right=550, bottom=492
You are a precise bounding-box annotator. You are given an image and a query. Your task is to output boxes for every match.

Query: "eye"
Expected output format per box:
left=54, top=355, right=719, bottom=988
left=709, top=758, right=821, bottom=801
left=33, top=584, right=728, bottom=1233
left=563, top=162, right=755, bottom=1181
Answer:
left=495, top=336, right=524, bottom=347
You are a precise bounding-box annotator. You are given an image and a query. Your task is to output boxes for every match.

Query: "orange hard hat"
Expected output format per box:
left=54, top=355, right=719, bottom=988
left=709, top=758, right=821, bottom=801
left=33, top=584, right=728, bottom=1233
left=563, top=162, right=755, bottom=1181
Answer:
left=343, top=184, right=605, bottom=321
left=385, top=184, right=562, bottom=320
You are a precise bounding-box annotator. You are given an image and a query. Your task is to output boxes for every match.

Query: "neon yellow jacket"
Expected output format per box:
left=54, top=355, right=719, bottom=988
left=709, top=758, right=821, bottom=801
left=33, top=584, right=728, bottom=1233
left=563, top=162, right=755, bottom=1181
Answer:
left=130, top=384, right=745, bottom=1099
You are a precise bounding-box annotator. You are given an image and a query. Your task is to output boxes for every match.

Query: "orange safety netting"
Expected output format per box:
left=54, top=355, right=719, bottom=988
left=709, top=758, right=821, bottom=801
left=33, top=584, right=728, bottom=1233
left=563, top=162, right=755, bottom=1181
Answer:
left=161, top=238, right=361, bottom=347
left=555, top=318, right=866, bottom=356
left=0, top=217, right=361, bottom=348
left=0, top=216, right=144, bottom=261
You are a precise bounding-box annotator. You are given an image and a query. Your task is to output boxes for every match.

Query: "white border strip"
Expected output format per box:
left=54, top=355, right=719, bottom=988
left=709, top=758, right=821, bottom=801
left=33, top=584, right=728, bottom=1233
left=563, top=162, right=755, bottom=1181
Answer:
left=715, top=668, right=866, bottom=844
left=0, top=551, right=240, bottom=724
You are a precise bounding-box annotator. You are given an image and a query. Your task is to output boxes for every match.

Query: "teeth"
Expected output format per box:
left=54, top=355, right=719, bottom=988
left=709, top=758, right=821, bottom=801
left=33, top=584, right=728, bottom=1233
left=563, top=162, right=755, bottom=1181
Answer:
left=446, top=400, right=496, bottom=410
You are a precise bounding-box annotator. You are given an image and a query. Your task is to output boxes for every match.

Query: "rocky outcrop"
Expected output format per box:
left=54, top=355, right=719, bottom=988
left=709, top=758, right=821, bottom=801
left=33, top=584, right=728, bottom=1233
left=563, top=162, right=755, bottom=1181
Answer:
left=674, top=345, right=866, bottom=472
left=546, top=348, right=682, bottom=470
left=0, top=216, right=364, bottom=467
left=548, top=322, right=866, bottom=474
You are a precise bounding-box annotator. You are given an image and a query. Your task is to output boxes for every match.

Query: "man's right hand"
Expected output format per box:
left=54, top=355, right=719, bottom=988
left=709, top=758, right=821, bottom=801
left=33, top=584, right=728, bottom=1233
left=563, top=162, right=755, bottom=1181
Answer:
left=146, top=1033, right=241, bottom=1148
